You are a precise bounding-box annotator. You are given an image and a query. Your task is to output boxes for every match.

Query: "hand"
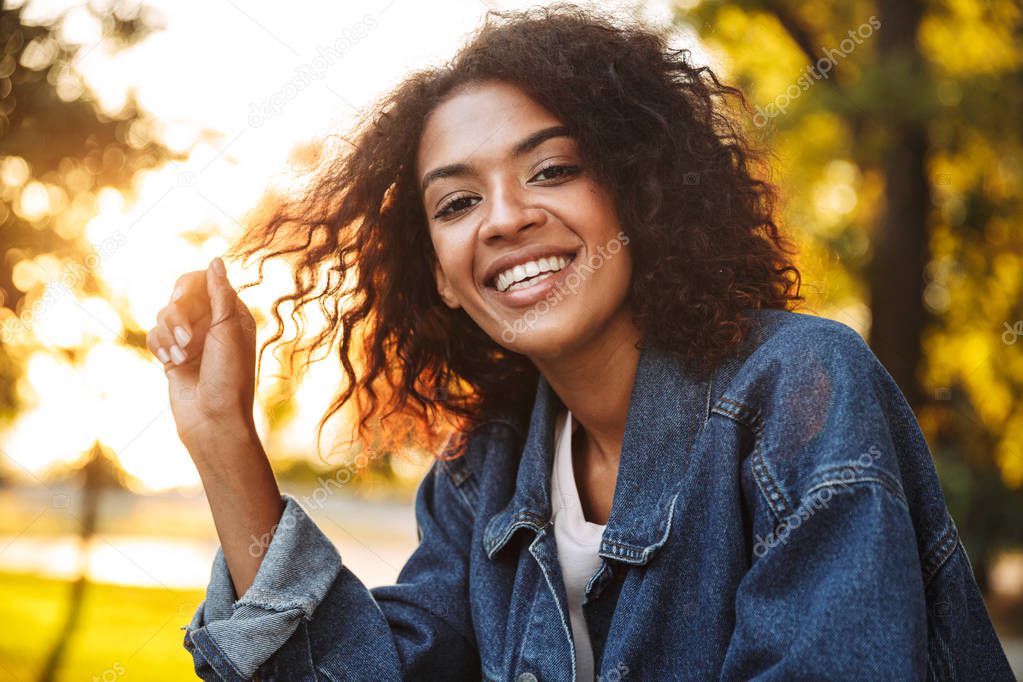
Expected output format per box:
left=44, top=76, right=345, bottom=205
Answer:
left=147, top=257, right=258, bottom=457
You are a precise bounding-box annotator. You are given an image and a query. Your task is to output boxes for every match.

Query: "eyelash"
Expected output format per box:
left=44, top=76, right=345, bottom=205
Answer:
left=432, top=163, right=582, bottom=220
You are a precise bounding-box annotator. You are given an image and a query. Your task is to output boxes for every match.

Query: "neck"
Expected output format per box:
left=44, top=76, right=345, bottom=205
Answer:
left=531, top=310, right=642, bottom=467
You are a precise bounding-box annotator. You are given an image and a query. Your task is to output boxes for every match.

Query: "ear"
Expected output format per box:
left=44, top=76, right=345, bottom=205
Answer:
left=433, top=260, right=461, bottom=309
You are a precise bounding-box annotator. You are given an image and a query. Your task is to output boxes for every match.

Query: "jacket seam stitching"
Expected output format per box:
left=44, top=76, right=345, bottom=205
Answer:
left=438, top=458, right=479, bottom=519
left=528, top=527, right=577, bottom=681
left=449, top=476, right=477, bottom=516
left=803, top=471, right=909, bottom=509
left=802, top=476, right=911, bottom=514
left=921, top=521, right=960, bottom=588
left=515, top=565, right=544, bottom=677
left=711, top=397, right=762, bottom=432
left=191, top=627, right=247, bottom=681
left=301, top=620, right=319, bottom=682
left=237, top=591, right=319, bottom=615
left=485, top=512, right=545, bottom=557
left=718, top=397, right=796, bottom=527
left=750, top=440, right=793, bottom=524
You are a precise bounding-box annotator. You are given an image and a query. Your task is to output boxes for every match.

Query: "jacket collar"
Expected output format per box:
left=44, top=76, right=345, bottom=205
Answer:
left=482, top=342, right=715, bottom=565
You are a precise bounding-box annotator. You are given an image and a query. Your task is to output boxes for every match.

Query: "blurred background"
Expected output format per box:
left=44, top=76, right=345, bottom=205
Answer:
left=0, top=0, right=1020, bottom=679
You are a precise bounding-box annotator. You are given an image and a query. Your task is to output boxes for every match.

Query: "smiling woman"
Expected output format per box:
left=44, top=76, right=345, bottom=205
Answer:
left=420, top=86, right=639, bottom=372
left=145, top=3, right=1014, bottom=680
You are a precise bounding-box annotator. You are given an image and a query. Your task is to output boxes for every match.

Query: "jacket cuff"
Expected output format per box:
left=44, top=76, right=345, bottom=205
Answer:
left=181, top=493, right=342, bottom=679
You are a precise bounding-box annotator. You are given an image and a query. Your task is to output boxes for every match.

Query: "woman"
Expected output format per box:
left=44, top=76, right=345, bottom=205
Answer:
left=148, top=5, right=1014, bottom=680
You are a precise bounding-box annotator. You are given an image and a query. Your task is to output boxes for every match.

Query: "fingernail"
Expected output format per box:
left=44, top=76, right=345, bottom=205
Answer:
left=171, top=285, right=184, bottom=302
left=173, top=325, right=191, bottom=347
left=170, top=345, right=186, bottom=364
left=212, top=257, right=226, bottom=277
left=157, top=347, right=170, bottom=363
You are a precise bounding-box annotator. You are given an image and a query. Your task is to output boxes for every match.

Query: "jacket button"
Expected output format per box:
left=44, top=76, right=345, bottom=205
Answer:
left=516, top=674, right=538, bottom=682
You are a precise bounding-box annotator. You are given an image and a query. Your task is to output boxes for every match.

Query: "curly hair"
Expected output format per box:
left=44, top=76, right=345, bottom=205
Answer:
left=227, top=3, right=803, bottom=463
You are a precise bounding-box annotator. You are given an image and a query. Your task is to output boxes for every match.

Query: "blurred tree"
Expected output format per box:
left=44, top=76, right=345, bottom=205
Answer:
left=38, top=441, right=131, bottom=682
left=677, top=0, right=1023, bottom=589
left=0, top=3, right=180, bottom=677
left=0, top=0, right=177, bottom=424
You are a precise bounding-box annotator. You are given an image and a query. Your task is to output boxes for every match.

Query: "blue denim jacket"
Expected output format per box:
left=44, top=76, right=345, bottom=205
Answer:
left=181, top=308, right=1015, bottom=680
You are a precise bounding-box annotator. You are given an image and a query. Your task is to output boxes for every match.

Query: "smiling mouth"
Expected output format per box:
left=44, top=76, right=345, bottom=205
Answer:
left=488, top=253, right=577, bottom=293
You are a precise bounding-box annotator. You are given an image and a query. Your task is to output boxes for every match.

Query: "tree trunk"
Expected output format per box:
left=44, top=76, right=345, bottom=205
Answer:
left=868, top=0, right=930, bottom=409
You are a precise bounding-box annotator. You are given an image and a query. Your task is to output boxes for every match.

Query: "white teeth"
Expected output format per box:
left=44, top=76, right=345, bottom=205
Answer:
left=494, top=254, right=572, bottom=293
left=506, top=271, right=555, bottom=292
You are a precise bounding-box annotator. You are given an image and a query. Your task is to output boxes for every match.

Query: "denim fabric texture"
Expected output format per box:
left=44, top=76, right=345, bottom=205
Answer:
left=181, top=308, right=1015, bottom=681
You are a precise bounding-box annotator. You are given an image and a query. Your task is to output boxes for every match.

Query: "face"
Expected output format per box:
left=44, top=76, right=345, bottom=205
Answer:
left=417, top=80, right=635, bottom=361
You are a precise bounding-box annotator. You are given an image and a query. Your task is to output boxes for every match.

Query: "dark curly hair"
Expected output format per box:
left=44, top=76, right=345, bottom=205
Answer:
left=227, top=3, right=804, bottom=462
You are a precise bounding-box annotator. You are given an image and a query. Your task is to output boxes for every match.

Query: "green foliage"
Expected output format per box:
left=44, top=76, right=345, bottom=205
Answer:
left=678, top=0, right=1023, bottom=570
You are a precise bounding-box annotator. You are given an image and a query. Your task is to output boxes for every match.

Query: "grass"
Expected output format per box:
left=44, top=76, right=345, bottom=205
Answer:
left=0, top=571, right=205, bottom=681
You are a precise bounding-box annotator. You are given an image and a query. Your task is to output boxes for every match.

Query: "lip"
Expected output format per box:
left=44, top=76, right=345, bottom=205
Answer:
left=484, top=247, right=582, bottom=308
left=480, top=243, right=580, bottom=290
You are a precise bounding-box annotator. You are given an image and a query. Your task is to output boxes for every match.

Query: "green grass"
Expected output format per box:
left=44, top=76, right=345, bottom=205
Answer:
left=0, top=571, right=205, bottom=681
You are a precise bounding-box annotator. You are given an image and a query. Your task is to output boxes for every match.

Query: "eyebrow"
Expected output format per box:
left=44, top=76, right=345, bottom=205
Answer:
left=420, top=124, right=573, bottom=194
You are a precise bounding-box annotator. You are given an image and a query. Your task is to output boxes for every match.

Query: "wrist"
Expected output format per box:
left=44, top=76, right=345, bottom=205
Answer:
left=187, top=418, right=266, bottom=477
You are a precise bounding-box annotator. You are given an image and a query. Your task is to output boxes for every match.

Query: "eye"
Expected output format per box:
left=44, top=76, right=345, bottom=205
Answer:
left=434, top=193, right=480, bottom=220
left=530, top=162, right=581, bottom=182
left=431, top=163, right=581, bottom=221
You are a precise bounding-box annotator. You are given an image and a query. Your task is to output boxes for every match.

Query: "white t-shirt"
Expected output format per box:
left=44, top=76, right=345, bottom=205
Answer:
left=551, top=408, right=606, bottom=682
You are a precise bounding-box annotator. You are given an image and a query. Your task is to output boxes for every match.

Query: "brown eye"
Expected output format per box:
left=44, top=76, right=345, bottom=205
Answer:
left=434, top=194, right=480, bottom=220
left=531, top=164, right=580, bottom=182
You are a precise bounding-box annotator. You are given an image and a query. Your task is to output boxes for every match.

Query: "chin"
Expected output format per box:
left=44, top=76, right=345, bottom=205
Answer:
left=490, top=322, right=582, bottom=359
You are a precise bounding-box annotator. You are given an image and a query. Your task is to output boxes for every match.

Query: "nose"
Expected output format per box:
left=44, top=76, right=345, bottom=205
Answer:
left=478, top=178, right=546, bottom=242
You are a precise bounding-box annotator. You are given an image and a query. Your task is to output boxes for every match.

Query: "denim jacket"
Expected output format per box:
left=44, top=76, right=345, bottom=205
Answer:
left=181, top=308, right=1015, bottom=681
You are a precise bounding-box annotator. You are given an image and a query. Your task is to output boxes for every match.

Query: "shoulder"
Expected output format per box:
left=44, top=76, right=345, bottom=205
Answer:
left=714, top=308, right=911, bottom=511
left=740, top=308, right=875, bottom=372
left=718, top=308, right=886, bottom=425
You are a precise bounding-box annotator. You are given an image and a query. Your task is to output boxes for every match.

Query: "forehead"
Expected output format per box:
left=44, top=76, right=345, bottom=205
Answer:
left=416, top=81, right=565, bottom=176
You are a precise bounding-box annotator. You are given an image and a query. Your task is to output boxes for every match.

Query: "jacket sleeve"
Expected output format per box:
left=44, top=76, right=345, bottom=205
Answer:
left=719, top=320, right=1013, bottom=680
left=181, top=441, right=480, bottom=681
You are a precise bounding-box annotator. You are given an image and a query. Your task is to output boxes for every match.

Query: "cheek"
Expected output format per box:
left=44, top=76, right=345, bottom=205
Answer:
left=432, top=232, right=476, bottom=290
left=572, top=185, right=621, bottom=236
left=600, top=249, right=632, bottom=291
left=591, top=237, right=633, bottom=301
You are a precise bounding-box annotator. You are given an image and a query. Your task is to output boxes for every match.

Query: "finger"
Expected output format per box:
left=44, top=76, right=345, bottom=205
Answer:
left=206, top=257, right=239, bottom=327
left=164, top=356, right=198, bottom=378
left=146, top=328, right=171, bottom=365
left=156, top=304, right=198, bottom=366
left=171, top=270, right=213, bottom=324
left=152, top=309, right=179, bottom=361
left=171, top=270, right=209, bottom=305
left=161, top=303, right=195, bottom=351
left=181, top=308, right=211, bottom=358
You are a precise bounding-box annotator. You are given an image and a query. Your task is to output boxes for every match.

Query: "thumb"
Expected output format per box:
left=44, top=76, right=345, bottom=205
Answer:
left=206, top=257, right=237, bottom=326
